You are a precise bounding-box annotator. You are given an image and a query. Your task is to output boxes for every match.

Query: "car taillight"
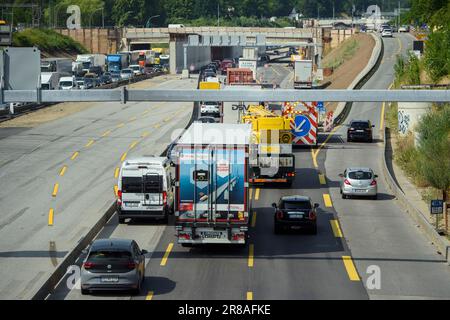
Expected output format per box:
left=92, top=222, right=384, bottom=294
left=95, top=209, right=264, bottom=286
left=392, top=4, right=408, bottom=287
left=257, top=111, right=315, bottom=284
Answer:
left=370, top=180, right=377, bottom=186
left=287, top=172, right=295, bottom=177
left=276, top=211, right=283, bottom=219
left=162, top=191, right=167, bottom=205
left=117, top=190, right=122, bottom=204
left=127, top=262, right=136, bottom=270
left=344, top=179, right=351, bottom=186
left=309, top=210, right=316, bottom=220
left=83, top=262, right=95, bottom=269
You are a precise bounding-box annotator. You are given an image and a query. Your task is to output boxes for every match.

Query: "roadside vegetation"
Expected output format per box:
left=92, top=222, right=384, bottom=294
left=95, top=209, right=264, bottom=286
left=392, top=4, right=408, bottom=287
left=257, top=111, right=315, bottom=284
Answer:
left=7, top=0, right=410, bottom=28
left=12, top=28, right=88, bottom=56
left=386, top=0, right=450, bottom=230
left=322, top=38, right=360, bottom=70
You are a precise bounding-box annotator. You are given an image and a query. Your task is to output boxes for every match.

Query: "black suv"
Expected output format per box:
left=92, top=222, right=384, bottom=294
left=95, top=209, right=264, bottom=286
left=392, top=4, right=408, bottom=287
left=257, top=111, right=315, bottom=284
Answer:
left=272, top=196, right=319, bottom=234
left=347, top=120, right=374, bottom=142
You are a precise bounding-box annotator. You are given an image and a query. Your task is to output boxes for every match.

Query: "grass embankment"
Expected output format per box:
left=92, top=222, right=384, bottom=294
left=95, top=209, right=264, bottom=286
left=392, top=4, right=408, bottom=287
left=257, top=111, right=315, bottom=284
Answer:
left=322, top=38, right=360, bottom=69
left=12, top=28, right=87, bottom=56
left=386, top=54, right=450, bottom=231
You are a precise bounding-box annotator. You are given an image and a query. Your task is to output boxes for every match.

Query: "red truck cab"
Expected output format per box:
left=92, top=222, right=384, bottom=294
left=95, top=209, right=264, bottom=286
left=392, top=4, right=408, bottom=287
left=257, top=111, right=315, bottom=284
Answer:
left=220, top=59, right=234, bottom=75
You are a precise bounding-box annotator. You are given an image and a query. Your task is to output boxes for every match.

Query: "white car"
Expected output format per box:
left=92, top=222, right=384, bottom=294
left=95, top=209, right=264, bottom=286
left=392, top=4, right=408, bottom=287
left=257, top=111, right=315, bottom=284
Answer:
left=200, top=101, right=220, bottom=116
left=381, top=28, right=393, bottom=37
left=398, top=25, right=409, bottom=32
left=129, top=64, right=143, bottom=76
left=120, top=68, right=134, bottom=80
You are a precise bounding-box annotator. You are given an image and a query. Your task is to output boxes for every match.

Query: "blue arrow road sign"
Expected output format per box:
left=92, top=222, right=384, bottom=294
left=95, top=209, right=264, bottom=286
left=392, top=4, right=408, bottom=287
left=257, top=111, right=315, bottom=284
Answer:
left=292, top=115, right=311, bottom=137
left=317, top=101, right=325, bottom=111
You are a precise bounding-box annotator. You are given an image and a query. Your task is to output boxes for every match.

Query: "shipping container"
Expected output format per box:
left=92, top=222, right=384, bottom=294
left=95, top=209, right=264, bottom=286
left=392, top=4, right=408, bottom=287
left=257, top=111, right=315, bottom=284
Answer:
left=227, top=68, right=254, bottom=85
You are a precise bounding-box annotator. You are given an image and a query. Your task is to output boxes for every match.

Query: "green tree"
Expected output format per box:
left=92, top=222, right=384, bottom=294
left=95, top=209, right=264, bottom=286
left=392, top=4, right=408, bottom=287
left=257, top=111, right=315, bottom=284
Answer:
left=416, top=104, right=450, bottom=230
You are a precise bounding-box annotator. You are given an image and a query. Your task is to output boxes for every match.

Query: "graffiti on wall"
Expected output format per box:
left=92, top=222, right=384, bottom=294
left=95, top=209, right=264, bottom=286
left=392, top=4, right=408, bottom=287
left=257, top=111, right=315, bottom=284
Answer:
left=398, top=110, right=411, bottom=135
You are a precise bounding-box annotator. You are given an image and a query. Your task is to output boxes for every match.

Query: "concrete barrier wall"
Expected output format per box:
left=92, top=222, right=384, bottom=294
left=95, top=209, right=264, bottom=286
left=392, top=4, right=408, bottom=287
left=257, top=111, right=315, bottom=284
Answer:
left=57, top=28, right=120, bottom=54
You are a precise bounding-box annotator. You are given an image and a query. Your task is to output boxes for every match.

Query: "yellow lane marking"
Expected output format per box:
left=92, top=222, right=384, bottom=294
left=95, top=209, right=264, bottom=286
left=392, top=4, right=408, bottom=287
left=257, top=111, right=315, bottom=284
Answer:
left=251, top=211, right=257, bottom=228
left=142, top=110, right=150, bottom=116
left=318, top=173, right=326, bottom=185
left=129, top=116, right=137, bottom=122
left=311, top=148, right=318, bottom=168
left=249, top=188, right=253, bottom=200
left=52, top=183, right=59, bottom=197
left=114, top=167, right=120, bottom=179
left=380, top=102, right=386, bottom=132
left=154, top=123, right=161, bottom=129
left=117, top=123, right=125, bottom=128
left=146, top=291, right=154, bottom=300
left=70, top=151, right=79, bottom=160
left=59, top=166, right=67, bottom=177
left=248, top=244, right=254, bottom=268
left=313, top=125, right=341, bottom=160
left=101, top=130, right=111, bottom=137
left=323, top=194, right=333, bottom=207
left=120, top=152, right=127, bottom=162
left=254, top=188, right=260, bottom=201
left=129, top=141, right=139, bottom=150
left=163, top=116, right=171, bottom=122
left=330, top=220, right=343, bottom=238
left=246, top=291, right=253, bottom=300
left=141, top=131, right=150, bottom=138
left=342, top=256, right=361, bottom=281
left=48, top=208, right=54, bottom=226
left=85, top=139, right=94, bottom=147
left=114, top=185, right=118, bottom=197
left=160, top=243, right=174, bottom=266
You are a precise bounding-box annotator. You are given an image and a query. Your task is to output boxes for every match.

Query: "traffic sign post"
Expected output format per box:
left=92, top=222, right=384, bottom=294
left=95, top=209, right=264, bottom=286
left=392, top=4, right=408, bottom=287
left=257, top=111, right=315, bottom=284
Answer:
left=292, top=115, right=311, bottom=138
left=431, top=200, right=444, bottom=231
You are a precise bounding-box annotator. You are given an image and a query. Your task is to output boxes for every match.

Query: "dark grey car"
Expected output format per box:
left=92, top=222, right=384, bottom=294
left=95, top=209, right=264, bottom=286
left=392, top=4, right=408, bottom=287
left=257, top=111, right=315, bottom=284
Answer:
left=80, top=238, right=147, bottom=295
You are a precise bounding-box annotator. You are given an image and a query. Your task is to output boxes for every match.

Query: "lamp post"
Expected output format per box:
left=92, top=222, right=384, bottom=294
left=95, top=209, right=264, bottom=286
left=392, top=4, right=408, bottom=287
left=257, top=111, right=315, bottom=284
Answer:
left=53, top=5, right=64, bottom=28
left=145, top=15, right=160, bottom=28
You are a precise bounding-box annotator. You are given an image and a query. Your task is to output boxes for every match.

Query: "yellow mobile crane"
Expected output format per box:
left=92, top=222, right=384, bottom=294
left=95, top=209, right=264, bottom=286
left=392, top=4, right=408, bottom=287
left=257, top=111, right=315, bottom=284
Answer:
left=242, top=104, right=296, bottom=186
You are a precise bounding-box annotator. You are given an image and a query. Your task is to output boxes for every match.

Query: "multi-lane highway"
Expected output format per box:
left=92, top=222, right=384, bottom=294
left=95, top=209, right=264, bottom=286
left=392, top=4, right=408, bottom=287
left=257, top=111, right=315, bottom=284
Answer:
left=3, top=33, right=450, bottom=300
left=0, top=74, right=198, bottom=299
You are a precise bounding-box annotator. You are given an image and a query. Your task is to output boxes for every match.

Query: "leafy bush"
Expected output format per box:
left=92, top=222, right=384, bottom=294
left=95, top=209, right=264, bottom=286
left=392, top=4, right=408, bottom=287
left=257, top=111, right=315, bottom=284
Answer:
left=394, top=133, right=428, bottom=187
left=12, top=29, right=87, bottom=54
left=424, top=30, right=450, bottom=82
left=416, top=104, right=450, bottom=193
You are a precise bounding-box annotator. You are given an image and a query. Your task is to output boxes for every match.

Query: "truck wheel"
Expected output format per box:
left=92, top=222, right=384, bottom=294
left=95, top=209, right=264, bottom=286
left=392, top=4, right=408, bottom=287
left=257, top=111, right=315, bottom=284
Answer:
left=181, top=243, right=193, bottom=248
left=310, top=225, right=318, bottom=235
left=118, top=217, right=126, bottom=224
left=81, top=288, right=89, bottom=295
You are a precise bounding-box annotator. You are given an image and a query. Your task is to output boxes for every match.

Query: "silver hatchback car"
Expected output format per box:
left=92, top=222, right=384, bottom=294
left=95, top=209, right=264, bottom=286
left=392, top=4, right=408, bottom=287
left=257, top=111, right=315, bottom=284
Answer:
left=80, top=238, right=147, bottom=295
left=339, top=168, right=378, bottom=199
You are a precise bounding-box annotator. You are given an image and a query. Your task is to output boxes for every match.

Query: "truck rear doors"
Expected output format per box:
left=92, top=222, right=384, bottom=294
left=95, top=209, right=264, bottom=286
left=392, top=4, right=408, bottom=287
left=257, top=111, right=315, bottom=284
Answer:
left=176, top=146, right=248, bottom=224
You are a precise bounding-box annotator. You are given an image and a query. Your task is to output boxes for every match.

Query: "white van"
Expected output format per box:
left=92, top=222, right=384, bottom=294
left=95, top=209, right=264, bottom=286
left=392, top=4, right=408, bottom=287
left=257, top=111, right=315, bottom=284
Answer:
left=117, top=156, right=174, bottom=223
left=59, top=76, right=76, bottom=90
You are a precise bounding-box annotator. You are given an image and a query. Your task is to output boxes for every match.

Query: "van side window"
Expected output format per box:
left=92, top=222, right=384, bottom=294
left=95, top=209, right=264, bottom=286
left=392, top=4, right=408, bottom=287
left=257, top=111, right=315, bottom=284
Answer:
left=122, top=177, right=143, bottom=193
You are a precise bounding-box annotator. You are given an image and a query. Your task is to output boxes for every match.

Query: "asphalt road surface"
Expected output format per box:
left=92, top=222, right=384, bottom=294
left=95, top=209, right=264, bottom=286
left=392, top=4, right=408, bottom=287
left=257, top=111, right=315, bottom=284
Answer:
left=47, top=33, right=450, bottom=300
left=0, top=74, right=198, bottom=299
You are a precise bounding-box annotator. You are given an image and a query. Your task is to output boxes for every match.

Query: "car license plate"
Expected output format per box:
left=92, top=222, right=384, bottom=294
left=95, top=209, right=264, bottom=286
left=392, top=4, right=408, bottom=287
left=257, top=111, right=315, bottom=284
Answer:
left=125, top=202, right=139, bottom=207
left=289, top=214, right=303, bottom=219
left=291, top=226, right=302, bottom=230
left=101, top=276, right=118, bottom=283
left=354, top=189, right=366, bottom=193
left=356, top=130, right=364, bottom=132
left=200, top=231, right=225, bottom=239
